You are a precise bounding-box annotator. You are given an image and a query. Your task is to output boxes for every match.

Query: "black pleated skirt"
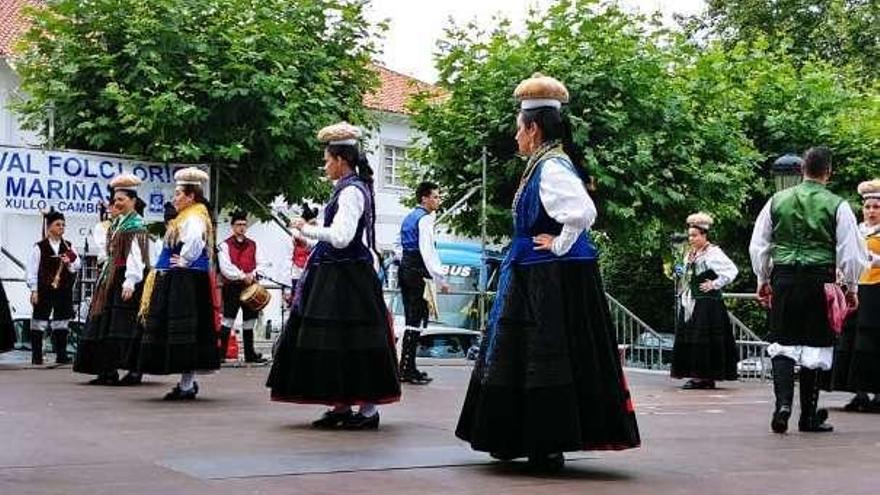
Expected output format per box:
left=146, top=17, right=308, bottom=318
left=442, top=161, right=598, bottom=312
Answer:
left=456, top=260, right=640, bottom=456
left=832, top=284, right=880, bottom=392
left=266, top=260, right=401, bottom=406
left=0, top=280, right=14, bottom=353
left=671, top=297, right=738, bottom=380
left=74, top=266, right=144, bottom=375
left=137, top=269, right=220, bottom=374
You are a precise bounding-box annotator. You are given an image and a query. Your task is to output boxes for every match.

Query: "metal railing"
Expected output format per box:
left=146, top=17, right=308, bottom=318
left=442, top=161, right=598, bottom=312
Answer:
left=606, top=292, right=672, bottom=371
left=724, top=293, right=771, bottom=382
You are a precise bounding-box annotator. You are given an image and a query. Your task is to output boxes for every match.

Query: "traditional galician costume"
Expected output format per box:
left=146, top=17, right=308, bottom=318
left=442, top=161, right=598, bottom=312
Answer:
left=831, top=179, right=880, bottom=411
left=27, top=209, right=81, bottom=365
left=138, top=167, right=221, bottom=400
left=397, top=183, right=448, bottom=385
left=74, top=174, right=150, bottom=385
left=749, top=149, right=866, bottom=433
left=671, top=213, right=739, bottom=389
left=456, top=75, right=640, bottom=470
left=218, top=210, right=270, bottom=363
left=267, top=122, right=401, bottom=430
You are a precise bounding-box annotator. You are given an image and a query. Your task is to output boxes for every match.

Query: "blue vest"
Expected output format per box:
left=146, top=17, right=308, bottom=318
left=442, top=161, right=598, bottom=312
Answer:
left=155, top=243, right=211, bottom=271
left=508, top=156, right=598, bottom=265
left=311, top=178, right=374, bottom=265
left=400, top=206, right=429, bottom=252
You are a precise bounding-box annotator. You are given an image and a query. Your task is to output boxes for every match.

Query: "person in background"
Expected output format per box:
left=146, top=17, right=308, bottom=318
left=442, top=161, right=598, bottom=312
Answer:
left=27, top=209, right=81, bottom=365
left=671, top=212, right=739, bottom=390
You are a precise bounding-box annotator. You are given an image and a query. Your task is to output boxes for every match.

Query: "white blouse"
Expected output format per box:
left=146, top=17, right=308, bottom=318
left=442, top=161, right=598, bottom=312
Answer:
left=539, top=157, right=597, bottom=256
left=684, top=244, right=739, bottom=290
left=301, top=185, right=364, bottom=249
left=173, top=214, right=208, bottom=268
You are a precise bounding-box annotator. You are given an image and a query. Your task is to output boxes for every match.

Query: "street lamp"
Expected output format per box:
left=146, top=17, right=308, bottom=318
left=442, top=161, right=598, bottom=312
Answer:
left=772, top=153, right=803, bottom=192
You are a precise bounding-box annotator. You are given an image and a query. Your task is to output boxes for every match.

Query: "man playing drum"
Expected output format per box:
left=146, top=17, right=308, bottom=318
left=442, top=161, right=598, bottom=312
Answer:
left=217, top=210, right=271, bottom=363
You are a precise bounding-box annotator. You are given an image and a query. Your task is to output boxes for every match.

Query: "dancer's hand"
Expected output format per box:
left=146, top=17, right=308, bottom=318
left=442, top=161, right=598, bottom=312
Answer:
left=439, top=282, right=451, bottom=294
left=121, top=287, right=134, bottom=301
left=532, top=234, right=555, bottom=251
left=757, top=283, right=773, bottom=308
left=290, top=217, right=306, bottom=230
left=845, top=291, right=859, bottom=311
left=30, top=291, right=38, bottom=306
left=699, top=280, right=716, bottom=292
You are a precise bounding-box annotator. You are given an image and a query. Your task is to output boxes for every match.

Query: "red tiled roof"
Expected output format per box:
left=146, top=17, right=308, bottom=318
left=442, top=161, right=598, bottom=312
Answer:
left=0, top=0, right=41, bottom=57
left=364, top=64, right=444, bottom=115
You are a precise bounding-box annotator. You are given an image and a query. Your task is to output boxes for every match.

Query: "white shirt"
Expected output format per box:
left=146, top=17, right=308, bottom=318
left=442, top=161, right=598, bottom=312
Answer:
left=684, top=244, right=739, bottom=290
left=417, top=213, right=446, bottom=284
left=26, top=238, right=82, bottom=290
left=861, top=223, right=880, bottom=268
left=122, top=241, right=146, bottom=291
left=217, top=237, right=271, bottom=281
left=539, top=157, right=597, bottom=256
left=173, top=214, right=208, bottom=268
left=301, top=185, right=378, bottom=270
left=749, top=197, right=867, bottom=291
left=93, top=221, right=109, bottom=265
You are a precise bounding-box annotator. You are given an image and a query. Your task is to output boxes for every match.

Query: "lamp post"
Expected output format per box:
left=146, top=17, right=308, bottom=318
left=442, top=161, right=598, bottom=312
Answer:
left=771, top=153, right=804, bottom=192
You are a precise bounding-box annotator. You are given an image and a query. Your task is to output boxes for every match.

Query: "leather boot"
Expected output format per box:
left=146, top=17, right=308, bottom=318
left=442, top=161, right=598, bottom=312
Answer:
left=771, top=356, right=795, bottom=433
left=54, top=329, right=71, bottom=364
left=30, top=330, right=44, bottom=365
left=243, top=329, right=266, bottom=363
left=799, top=368, right=833, bottom=432
left=400, top=330, right=431, bottom=384
left=218, top=326, right=231, bottom=361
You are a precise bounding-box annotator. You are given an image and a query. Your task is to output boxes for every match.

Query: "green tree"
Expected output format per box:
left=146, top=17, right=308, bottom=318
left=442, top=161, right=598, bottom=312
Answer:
left=683, top=0, right=879, bottom=81
left=411, top=0, right=879, bottom=330
left=12, top=0, right=383, bottom=209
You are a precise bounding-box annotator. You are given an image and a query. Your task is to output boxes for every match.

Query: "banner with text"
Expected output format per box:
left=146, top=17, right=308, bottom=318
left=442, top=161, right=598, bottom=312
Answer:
left=0, top=145, right=209, bottom=222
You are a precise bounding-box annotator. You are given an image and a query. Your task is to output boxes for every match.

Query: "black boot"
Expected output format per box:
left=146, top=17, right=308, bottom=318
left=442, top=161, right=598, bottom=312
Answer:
left=243, top=329, right=266, bottom=363
left=771, top=356, right=795, bottom=433
left=53, top=329, right=71, bottom=364
left=400, top=329, right=431, bottom=384
left=218, top=326, right=232, bottom=361
left=799, top=368, right=833, bottom=433
left=30, top=330, right=44, bottom=365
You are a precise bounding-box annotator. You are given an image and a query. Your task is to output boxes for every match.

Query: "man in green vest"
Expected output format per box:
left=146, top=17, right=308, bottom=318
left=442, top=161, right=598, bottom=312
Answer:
left=749, top=146, right=866, bottom=434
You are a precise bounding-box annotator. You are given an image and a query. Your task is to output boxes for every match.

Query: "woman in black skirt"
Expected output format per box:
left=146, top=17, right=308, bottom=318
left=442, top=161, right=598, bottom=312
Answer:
left=267, top=122, right=400, bottom=429
left=833, top=179, right=880, bottom=411
left=456, top=74, right=640, bottom=471
left=74, top=173, right=150, bottom=385
left=138, top=167, right=220, bottom=400
left=671, top=212, right=739, bottom=389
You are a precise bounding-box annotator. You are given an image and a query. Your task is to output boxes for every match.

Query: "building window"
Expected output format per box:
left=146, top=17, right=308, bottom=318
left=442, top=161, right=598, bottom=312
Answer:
left=382, top=145, right=409, bottom=188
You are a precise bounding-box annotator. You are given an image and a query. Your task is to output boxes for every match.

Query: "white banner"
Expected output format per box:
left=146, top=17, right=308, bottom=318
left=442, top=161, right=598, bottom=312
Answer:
left=0, top=145, right=209, bottom=222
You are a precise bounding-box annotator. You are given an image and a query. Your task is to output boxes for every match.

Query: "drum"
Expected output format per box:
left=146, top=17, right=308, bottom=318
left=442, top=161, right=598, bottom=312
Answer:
left=240, top=283, right=271, bottom=312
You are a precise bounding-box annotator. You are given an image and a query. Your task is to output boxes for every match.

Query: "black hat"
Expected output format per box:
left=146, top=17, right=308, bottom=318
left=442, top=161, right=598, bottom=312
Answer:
left=44, top=208, right=65, bottom=225
left=230, top=210, right=248, bottom=223
left=301, top=203, right=319, bottom=221
left=163, top=202, right=177, bottom=223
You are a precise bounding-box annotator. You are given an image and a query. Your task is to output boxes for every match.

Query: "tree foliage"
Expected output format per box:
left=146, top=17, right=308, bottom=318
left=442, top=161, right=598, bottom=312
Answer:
left=12, top=0, right=383, bottom=209
left=683, top=0, right=879, bottom=81
left=411, top=0, right=879, bottom=329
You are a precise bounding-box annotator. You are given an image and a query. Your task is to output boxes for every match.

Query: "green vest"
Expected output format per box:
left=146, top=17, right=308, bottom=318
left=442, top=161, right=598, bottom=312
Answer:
left=770, top=180, right=843, bottom=266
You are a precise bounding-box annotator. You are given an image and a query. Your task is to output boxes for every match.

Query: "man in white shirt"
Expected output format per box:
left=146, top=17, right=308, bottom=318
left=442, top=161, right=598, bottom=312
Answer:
left=27, top=209, right=81, bottom=365
left=749, top=147, right=867, bottom=434
left=396, top=182, right=450, bottom=385
left=217, top=211, right=270, bottom=363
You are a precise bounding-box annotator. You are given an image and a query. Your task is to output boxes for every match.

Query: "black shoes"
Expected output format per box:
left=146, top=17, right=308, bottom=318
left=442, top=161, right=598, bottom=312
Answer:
left=799, top=408, right=833, bottom=433
left=771, top=406, right=791, bottom=434
left=312, top=409, right=354, bottom=428
left=163, top=382, right=199, bottom=401
left=527, top=453, right=565, bottom=472
left=117, top=372, right=143, bottom=386
left=244, top=352, right=267, bottom=364
left=342, top=412, right=380, bottom=430
left=88, top=371, right=119, bottom=386
left=682, top=379, right=715, bottom=390
left=311, top=410, right=379, bottom=430
left=401, top=370, right=433, bottom=385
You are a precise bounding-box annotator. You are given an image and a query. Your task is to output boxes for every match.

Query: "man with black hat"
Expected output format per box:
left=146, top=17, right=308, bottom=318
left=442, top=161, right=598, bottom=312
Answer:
left=750, top=146, right=867, bottom=434
left=397, top=181, right=450, bottom=385
left=26, top=209, right=81, bottom=365
left=217, top=210, right=270, bottom=362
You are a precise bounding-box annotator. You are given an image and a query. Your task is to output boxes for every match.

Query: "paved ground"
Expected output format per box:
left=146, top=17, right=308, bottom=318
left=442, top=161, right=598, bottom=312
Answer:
left=2, top=359, right=880, bottom=495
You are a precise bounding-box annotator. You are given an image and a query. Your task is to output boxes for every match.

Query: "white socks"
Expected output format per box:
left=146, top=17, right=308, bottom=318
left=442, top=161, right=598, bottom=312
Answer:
left=179, top=372, right=195, bottom=391
left=358, top=403, right=378, bottom=418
